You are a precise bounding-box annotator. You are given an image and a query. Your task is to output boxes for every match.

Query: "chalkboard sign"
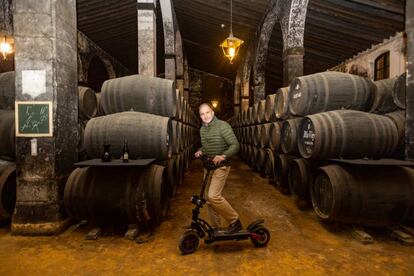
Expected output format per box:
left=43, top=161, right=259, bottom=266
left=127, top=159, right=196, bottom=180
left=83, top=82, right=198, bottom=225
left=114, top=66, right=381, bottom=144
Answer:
left=15, top=101, right=53, bottom=137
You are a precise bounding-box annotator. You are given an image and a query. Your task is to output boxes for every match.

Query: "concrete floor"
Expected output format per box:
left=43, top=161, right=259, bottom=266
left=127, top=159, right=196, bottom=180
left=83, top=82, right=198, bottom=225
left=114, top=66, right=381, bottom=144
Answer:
left=0, top=158, right=413, bottom=275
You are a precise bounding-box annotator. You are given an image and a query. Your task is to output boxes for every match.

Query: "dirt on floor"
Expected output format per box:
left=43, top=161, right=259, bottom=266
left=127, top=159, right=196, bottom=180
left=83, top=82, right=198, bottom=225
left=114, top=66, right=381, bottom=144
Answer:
left=0, top=158, right=413, bottom=275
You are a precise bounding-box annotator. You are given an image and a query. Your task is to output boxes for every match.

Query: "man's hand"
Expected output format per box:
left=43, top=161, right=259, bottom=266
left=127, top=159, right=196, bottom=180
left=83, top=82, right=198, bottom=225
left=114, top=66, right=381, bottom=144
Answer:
left=194, top=150, right=203, bottom=158
left=212, top=155, right=226, bottom=165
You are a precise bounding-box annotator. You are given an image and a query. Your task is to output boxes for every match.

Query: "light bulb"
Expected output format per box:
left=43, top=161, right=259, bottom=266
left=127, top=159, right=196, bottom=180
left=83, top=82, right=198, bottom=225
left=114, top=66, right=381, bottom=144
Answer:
left=228, top=47, right=235, bottom=58
left=0, top=41, right=12, bottom=59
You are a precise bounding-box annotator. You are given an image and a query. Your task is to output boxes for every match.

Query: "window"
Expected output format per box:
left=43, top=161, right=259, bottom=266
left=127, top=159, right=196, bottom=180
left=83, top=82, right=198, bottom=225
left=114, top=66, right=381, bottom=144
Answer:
left=374, top=52, right=390, bottom=80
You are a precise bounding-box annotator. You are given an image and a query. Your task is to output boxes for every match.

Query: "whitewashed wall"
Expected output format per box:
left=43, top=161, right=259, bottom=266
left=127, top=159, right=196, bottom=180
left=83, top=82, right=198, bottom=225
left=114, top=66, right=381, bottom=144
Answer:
left=330, top=32, right=405, bottom=80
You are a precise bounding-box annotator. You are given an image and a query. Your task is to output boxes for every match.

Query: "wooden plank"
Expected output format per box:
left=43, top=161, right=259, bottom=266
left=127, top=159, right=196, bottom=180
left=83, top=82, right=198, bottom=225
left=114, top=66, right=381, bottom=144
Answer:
left=348, top=0, right=404, bottom=14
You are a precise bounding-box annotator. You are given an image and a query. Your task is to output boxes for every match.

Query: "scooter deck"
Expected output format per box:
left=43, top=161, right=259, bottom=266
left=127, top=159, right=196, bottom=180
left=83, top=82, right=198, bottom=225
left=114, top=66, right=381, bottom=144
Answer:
left=212, top=229, right=251, bottom=241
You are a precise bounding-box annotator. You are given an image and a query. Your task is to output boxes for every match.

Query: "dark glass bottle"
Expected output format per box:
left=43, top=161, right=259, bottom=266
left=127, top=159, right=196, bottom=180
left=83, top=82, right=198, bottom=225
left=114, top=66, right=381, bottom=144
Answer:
left=102, top=144, right=111, bottom=162
left=122, top=139, right=129, bottom=163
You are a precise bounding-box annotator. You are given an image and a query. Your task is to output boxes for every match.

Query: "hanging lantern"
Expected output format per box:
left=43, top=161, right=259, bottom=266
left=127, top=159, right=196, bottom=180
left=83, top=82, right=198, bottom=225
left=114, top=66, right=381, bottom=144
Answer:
left=220, top=33, right=243, bottom=64
left=220, top=0, right=243, bottom=64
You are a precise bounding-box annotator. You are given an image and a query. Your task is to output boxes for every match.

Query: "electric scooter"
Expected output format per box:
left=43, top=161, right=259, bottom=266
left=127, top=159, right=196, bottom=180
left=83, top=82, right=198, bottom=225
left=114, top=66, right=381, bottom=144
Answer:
left=179, top=155, right=270, bottom=254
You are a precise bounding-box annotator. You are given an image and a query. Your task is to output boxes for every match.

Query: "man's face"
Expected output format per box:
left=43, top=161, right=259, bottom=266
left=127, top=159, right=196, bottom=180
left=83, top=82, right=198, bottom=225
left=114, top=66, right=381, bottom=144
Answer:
left=199, top=105, right=214, bottom=124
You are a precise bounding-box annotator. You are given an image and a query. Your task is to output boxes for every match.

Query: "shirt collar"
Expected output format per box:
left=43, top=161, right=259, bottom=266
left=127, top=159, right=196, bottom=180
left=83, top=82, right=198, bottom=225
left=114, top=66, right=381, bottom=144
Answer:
left=203, top=116, right=217, bottom=127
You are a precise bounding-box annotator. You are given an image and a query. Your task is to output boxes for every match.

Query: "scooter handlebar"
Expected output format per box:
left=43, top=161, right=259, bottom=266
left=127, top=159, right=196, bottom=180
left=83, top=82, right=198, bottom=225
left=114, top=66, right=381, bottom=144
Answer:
left=199, top=154, right=229, bottom=170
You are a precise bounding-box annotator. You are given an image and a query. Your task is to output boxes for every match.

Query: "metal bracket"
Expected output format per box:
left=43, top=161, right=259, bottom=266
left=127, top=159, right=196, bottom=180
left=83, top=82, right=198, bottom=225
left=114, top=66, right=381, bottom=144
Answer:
left=85, top=227, right=102, bottom=240
left=391, top=229, right=414, bottom=246
left=351, top=227, right=374, bottom=244
left=124, top=224, right=140, bottom=241
left=61, top=220, right=87, bottom=236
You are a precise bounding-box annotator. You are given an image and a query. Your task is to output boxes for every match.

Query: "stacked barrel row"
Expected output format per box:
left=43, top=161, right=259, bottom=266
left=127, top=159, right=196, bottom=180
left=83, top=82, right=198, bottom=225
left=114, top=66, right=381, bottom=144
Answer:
left=0, top=72, right=17, bottom=222
left=65, top=74, right=200, bottom=226
left=229, top=71, right=414, bottom=227
left=0, top=71, right=16, bottom=162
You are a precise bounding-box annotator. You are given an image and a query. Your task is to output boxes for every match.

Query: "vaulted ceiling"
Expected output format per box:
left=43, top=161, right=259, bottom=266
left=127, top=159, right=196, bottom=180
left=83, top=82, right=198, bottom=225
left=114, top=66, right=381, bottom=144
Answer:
left=76, top=0, right=405, bottom=93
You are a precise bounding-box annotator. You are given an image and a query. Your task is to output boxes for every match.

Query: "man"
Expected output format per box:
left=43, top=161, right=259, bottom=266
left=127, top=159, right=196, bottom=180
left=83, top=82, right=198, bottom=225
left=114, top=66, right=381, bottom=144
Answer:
left=194, top=103, right=241, bottom=234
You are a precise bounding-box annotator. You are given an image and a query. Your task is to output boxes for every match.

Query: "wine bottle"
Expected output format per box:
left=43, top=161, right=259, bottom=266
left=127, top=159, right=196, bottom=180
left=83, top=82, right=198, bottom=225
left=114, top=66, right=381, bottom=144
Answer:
left=102, top=144, right=111, bottom=162
left=122, top=139, right=129, bottom=163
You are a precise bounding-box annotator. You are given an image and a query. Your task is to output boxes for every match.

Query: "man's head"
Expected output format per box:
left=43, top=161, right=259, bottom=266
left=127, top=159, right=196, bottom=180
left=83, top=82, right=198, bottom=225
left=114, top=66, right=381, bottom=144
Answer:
left=199, top=103, right=215, bottom=124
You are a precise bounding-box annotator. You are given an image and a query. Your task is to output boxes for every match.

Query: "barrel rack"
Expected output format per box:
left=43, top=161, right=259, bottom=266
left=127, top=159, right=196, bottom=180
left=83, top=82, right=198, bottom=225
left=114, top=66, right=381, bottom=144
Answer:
left=327, top=158, right=414, bottom=245
left=73, top=158, right=156, bottom=241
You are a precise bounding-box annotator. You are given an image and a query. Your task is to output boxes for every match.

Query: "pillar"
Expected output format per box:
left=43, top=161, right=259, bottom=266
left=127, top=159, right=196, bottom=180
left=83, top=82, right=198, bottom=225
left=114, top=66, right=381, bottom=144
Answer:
left=175, top=29, right=184, bottom=96
left=405, top=0, right=414, bottom=160
left=137, top=0, right=156, bottom=76
left=160, top=0, right=176, bottom=81
left=283, top=46, right=304, bottom=86
left=12, top=0, right=78, bottom=235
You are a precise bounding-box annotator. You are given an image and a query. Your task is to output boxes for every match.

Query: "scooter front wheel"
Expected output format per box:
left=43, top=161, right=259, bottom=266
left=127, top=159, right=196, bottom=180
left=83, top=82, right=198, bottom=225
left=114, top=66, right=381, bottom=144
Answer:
left=250, top=227, right=270, bottom=247
left=179, top=230, right=200, bottom=254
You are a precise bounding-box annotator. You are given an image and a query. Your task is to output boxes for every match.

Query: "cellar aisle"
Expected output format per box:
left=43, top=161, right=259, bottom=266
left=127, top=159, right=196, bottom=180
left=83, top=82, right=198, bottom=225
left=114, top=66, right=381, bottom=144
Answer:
left=0, top=158, right=413, bottom=275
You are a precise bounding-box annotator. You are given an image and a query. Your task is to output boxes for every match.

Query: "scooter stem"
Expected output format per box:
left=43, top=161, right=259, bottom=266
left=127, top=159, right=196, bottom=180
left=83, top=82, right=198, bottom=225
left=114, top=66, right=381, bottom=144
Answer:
left=199, top=169, right=212, bottom=200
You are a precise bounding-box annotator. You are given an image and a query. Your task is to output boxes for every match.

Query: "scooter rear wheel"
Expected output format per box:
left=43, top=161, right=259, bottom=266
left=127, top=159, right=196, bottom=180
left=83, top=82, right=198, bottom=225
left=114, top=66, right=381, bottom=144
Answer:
left=179, top=230, right=199, bottom=254
left=250, top=227, right=270, bottom=247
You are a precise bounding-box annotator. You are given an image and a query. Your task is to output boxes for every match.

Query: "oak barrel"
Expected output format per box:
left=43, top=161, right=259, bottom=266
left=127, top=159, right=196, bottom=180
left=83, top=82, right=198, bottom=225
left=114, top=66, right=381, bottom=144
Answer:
left=275, top=87, right=289, bottom=119
left=253, top=125, right=261, bottom=146
left=311, top=164, right=414, bottom=226
left=281, top=118, right=302, bottom=155
left=0, top=161, right=16, bottom=220
left=268, top=122, right=281, bottom=151
left=288, top=158, right=316, bottom=207
left=84, top=111, right=173, bottom=161
left=95, top=92, right=105, bottom=116
left=0, top=71, right=15, bottom=110
left=0, top=110, right=15, bottom=159
left=78, top=86, right=97, bottom=120
left=101, top=74, right=176, bottom=117
left=385, top=110, right=405, bottom=155
left=392, top=73, right=406, bottom=109
left=264, top=149, right=276, bottom=183
left=257, top=100, right=266, bottom=123
left=260, top=123, right=271, bottom=148
left=289, top=72, right=374, bottom=116
left=298, top=110, right=398, bottom=160
left=252, top=103, right=259, bottom=124
left=64, top=164, right=168, bottom=225
left=265, top=94, right=276, bottom=122
left=275, top=154, right=295, bottom=194
left=369, top=77, right=398, bottom=114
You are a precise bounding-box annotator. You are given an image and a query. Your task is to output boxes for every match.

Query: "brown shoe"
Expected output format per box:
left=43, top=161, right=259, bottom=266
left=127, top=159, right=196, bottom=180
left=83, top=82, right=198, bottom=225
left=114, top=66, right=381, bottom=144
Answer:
left=225, top=219, right=242, bottom=234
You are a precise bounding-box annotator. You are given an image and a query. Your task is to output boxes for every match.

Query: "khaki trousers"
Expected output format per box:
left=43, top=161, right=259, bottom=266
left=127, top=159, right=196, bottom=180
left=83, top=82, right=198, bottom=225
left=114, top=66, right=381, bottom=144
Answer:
left=203, top=166, right=239, bottom=227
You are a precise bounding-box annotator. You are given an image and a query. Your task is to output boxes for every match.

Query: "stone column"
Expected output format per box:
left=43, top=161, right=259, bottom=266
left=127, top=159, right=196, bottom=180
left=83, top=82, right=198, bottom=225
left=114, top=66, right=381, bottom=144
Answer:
left=12, top=0, right=78, bottom=235
left=405, top=0, right=414, bottom=160
left=137, top=0, right=156, bottom=76
left=160, top=0, right=176, bottom=81
left=175, top=29, right=184, bottom=96
left=283, top=47, right=304, bottom=86
left=0, top=0, right=13, bottom=34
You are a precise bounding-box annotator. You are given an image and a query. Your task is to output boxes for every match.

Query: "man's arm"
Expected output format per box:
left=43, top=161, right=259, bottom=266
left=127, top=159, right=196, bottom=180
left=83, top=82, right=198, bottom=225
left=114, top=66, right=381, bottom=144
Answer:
left=221, top=122, right=240, bottom=157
